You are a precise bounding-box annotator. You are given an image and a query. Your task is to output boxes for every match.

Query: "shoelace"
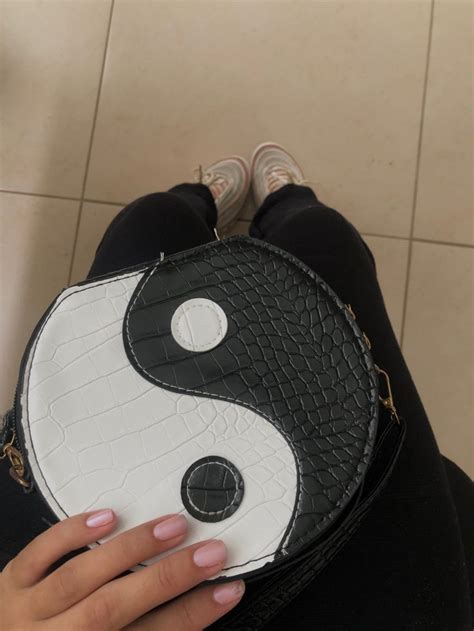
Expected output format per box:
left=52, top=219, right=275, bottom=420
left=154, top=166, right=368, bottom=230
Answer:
left=266, top=166, right=316, bottom=192
left=193, top=165, right=229, bottom=199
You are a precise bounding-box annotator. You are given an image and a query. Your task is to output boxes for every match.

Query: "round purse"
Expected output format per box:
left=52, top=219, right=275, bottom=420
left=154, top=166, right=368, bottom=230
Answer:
left=1, top=236, right=404, bottom=627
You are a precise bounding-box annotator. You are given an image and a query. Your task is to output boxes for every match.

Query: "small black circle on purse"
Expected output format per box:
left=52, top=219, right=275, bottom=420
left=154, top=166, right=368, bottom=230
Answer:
left=180, top=455, right=244, bottom=523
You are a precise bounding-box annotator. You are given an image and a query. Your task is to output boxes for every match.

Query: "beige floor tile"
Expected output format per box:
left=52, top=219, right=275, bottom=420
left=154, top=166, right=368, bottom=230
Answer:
left=0, top=1, right=112, bottom=197
left=363, top=235, right=409, bottom=341
left=87, top=0, right=431, bottom=237
left=70, top=202, right=120, bottom=284
left=0, top=193, right=78, bottom=412
left=403, top=242, right=473, bottom=476
left=414, top=1, right=473, bottom=245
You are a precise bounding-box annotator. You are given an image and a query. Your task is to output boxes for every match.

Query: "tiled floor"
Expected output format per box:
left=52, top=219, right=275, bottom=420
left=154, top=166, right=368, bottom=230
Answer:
left=1, top=0, right=472, bottom=476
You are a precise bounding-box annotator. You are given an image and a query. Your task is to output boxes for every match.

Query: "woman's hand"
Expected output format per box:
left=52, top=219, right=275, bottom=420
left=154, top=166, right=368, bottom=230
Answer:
left=0, top=509, right=244, bottom=630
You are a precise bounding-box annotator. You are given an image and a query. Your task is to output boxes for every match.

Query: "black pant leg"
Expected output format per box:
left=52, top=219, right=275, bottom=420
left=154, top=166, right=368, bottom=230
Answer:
left=443, top=456, right=474, bottom=607
left=250, top=186, right=472, bottom=631
left=87, top=183, right=217, bottom=278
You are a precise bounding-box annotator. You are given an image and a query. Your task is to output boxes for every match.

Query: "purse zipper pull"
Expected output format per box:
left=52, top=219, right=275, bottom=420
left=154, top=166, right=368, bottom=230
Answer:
left=0, top=428, right=30, bottom=489
left=375, top=365, right=400, bottom=425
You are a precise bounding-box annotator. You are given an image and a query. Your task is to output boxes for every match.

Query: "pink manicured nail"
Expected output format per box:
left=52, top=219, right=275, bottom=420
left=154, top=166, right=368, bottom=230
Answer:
left=153, top=515, right=187, bottom=540
left=193, top=540, right=227, bottom=568
left=213, top=580, right=245, bottom=605
left=86, top=509, right=114, bottom=528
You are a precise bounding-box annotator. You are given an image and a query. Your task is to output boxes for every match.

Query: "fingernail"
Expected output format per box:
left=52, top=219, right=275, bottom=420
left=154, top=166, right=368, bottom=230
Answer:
left=86, top=509, right=114, bottom=528
left=193, top=540, right=227, bottom=568
left=153, top=515, right=187, bottom=540
left=213, top=580, right=245, bottom=605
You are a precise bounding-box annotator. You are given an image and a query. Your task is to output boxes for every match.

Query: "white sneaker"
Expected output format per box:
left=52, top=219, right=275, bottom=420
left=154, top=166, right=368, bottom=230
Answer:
left=194, top=156, right=250, bottom=232
left=250, top=142, right=309, bottom=208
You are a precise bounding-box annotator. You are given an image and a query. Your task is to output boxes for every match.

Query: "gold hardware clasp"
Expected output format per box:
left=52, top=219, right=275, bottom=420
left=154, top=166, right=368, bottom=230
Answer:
left=362, top=332, right=372, bottom=350
left=1, top=431, right=30, bottom=488
left=375, top=365, right=400, bottom=424
left=344, top=306, right=400, bottom=424
left=346, top=304, right=356, bottom=319
left=0, top=429, right=15, bottom=460
left=345, top=304, right=371, bottom=349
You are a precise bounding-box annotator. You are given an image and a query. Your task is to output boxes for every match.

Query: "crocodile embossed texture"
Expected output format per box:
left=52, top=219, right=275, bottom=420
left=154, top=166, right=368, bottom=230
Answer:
left=125, top=237, right=378, bottom=555
left=20, top=271, right=297, bottom=578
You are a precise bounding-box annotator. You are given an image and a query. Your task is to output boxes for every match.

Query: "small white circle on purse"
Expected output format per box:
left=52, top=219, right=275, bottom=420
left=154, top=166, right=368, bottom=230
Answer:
left=171, top=298, right=228, bottom=352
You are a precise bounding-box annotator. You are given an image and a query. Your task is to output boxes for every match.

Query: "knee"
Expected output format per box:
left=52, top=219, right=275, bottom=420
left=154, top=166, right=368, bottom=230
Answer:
left=132, top=192, right=187, bottom=217
left=280, top=206, right=360, bottom=247
left=269, top=205, right=375, bottom=271
left=126, top=192, right=195, bottom=227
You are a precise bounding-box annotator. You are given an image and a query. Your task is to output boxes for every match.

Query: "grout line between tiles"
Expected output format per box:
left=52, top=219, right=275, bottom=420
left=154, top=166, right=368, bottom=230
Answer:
left=66, top=0, right=116, bottom=286
left=83, top=198, right=126, bottom=207
left=0, top=189, right=81, bottom=202
left=362, top=233, right=473, bottom=249
left=412, top=237, right=474, bottom=250
left=361, top=232, right=408, bottom=242
left=399, top=0, right=436, bottom=349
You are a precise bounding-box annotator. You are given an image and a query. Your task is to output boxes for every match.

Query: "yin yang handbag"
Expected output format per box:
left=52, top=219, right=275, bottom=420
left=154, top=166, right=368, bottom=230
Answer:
left=1, top=236, right=404, bottom=629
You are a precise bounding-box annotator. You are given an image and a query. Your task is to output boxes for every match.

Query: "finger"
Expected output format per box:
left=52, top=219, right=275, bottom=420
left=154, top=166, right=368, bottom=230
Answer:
left=32, top=513, right=188, bottom=619
left=68, top=539, right=228, bottom=630
left=132, top=580, right=246, bottom=630
left=6, top=509, right=117, bottom=588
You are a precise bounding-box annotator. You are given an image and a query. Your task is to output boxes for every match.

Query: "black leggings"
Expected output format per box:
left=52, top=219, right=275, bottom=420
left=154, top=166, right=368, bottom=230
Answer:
left=2, top=183, right=472, bottom=630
